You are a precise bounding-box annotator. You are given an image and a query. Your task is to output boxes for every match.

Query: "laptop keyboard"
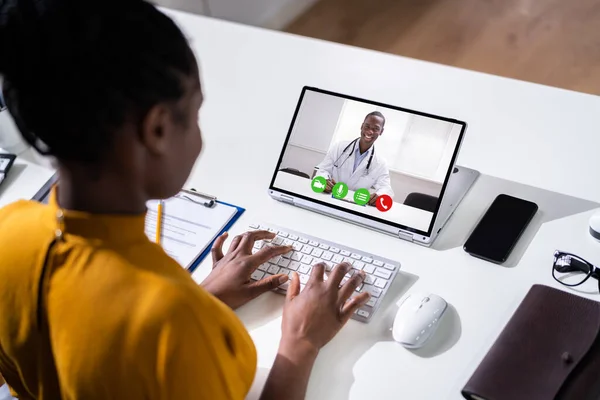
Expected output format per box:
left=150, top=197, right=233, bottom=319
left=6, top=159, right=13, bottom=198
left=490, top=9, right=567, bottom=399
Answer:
left=248, top=223, right=400, bottom=323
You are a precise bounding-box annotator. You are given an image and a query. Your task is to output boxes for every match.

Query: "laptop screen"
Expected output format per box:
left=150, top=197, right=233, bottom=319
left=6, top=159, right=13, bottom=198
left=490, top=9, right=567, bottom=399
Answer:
left=269, top=87, right=466, bottom=236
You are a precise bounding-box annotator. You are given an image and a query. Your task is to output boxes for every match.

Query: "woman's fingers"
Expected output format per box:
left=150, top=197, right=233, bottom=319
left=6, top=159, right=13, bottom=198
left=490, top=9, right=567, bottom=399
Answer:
left=238, top=230, right=276, bottom=253
left=228, top=234, right=243, bottom=254
left=340, top=293, right=370, bottom=322
left=286, top=272, right=301, bottom=302
left=337, top=270, right=365, bottom=304
left=327, top=262, right=352, bottom=288
left=251, top=245, right=293, bottom=266
left=211, top=232, right=228, bottom=266
left=308, top=263, right=325, bottom=284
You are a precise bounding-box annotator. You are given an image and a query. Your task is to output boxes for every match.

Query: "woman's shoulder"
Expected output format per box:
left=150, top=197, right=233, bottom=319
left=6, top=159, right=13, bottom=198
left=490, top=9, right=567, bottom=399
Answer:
left=0, top=200, right=53, bottom=244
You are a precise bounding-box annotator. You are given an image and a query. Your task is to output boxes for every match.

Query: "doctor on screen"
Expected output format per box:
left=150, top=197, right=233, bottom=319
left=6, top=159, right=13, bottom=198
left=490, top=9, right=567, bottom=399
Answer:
left=315, top=111, right=394, bottom=206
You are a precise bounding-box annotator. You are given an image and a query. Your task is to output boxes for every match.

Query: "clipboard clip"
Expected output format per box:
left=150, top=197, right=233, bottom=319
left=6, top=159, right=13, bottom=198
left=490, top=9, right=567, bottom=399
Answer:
left=177, top=188, right=217, bottom=208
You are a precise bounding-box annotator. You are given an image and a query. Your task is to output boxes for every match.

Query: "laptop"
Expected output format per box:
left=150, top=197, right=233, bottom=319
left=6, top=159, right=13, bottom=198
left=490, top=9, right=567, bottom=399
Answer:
left=268, top=86, right=478, bottom=247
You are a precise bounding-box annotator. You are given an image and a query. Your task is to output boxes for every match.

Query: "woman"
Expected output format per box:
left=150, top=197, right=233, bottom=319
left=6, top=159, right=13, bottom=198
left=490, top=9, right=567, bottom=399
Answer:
left=0, top=1, right=370, bottom=399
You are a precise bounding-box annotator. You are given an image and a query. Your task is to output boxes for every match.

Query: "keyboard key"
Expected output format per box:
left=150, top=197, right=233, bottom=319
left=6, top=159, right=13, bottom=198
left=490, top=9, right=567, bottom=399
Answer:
left=292, top=242, right=303, bottom=251
left=301, top=245, right=313, bottom=254
left=311, top=248, right=323, bottom=257
left=249, top=223, right=259, bottom=229
left=341, top=250, right=351, bottom=256
left=351, top=253, right=361, bottom=260
left=283, top=239, right=294, bottom=246
left=324, top=262, right=334, bottom=271
left=270, top=256, right=281, bottom=264
left=289, top=234, right=299, bottom=240
left=282, top=250, right=293, bottom=259
left=278, top=231, right=289, bottom=238
left=251, top=270, right=265, bottom=281
left=322, top=251, right=333, bottom=261
left=268, top=264, right=280, bottom=274
left=357, top=310, right=370, bottom=318
left=299, top=264, right=311, bottom=274
left=373, top=260, right=384, bottom=267
left=384, top=263, right=396, bottom=271
left=362, top=257, right=373, bottom=263
left=299, top=274, right=310, bottom=284
left=299, top=237, right=309, bottom=244
left=366, top=297, right=377, bottom=307
left=374, top=268, right=392, bottom=279
left=363, top=264, right=375, bottom=274
left=289, top=261, right=300, bottom=271
left=278, top=258, right=290, bottom=268
left=355, top=283, right=364, bottom=292
left=344, top=257, right=354, bottom=265
left=279, top=268, right=291, bottom=277
left=363, top=285, right=382, bottom=298
left=353, top=261, right=365, bottom=270
left=258, top=263, right=269, bottom=272
left=252, top=248, right=259, bottom=254
left=272, top=237, right=284, bottom=245
left=319, top=244, right=329, bottom=250
left=291, top=253, right=302, bottom=261
left=253, top=241, right=264, bottom=249
left=301, top=255, right=313, bottom=264
left=341, top=276, right=350, bottom=285
left=309, top=240, right=319, bottom=246
left=279, top=281, right=290, bottom=290
left=268, top=228, right=277, bottom=233
left=330, top=247, right=340, bottom=253
left=332, top=254, right=344, bottom=264
left=374, top=278, right=387, bottom=289
left=364, top=274, right=376, bottom=285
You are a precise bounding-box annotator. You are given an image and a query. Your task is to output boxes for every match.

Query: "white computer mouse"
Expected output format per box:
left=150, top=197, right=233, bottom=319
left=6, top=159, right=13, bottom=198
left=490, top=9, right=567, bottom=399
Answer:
left=590, top=211, right=600, bottom=241
left=392, top=293, right=448, bottom=349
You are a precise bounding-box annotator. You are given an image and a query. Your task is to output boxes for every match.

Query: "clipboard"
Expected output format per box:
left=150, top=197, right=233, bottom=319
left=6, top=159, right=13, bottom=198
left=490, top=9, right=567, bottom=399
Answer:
left=182, top=189, right=245, bottom=273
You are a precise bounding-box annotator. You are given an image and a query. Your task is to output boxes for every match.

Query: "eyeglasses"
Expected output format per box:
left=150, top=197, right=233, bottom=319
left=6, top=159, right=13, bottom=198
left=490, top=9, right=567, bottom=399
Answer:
left=552, top=250, right=600, bottom=292
left=362, top=123, right=382, bottom=134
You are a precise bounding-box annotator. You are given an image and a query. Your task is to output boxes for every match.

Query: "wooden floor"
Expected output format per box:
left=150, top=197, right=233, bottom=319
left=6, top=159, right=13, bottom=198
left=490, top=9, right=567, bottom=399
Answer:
left=286, top=0, right=600, bottom=95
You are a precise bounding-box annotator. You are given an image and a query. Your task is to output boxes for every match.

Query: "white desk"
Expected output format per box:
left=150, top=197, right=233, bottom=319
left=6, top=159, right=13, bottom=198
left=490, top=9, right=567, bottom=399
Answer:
left=1, top=8, right=599, bottom=400
left=159, top=8, right=600, bottom=400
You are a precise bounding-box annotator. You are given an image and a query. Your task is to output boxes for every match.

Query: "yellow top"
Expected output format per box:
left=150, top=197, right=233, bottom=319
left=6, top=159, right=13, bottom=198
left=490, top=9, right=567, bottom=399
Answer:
left=0, top=194, right=256, bottom=399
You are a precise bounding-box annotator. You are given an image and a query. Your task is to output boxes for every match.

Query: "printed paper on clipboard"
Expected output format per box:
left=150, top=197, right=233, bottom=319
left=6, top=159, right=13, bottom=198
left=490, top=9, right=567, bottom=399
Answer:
left=145, top=192, right=244, bottom=272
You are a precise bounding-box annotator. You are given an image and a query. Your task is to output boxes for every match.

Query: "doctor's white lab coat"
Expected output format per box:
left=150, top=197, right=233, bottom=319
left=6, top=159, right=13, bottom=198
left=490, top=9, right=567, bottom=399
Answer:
left=315, top=140, right=395, bottom=198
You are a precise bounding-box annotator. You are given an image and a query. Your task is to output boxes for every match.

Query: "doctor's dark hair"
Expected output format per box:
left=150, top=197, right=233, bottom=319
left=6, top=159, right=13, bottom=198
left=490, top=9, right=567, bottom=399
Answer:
left=364, top=111, right=386, bottom=127
left=0, top=0, right=198, bottom=164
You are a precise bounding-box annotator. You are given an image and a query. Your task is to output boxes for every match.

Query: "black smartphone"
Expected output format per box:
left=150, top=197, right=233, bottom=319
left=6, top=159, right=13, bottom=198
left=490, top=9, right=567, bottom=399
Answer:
left=464, top=194, right=538, bottom=264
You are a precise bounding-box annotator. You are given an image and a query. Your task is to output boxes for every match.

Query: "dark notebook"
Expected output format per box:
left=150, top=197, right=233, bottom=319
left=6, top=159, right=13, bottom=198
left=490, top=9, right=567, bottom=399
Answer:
left=462, top=284, right=600, bottom=400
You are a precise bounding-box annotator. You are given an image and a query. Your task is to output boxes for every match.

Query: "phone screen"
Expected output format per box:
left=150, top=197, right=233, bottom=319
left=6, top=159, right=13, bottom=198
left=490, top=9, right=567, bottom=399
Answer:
left=464, top=194, right=538, bottom=263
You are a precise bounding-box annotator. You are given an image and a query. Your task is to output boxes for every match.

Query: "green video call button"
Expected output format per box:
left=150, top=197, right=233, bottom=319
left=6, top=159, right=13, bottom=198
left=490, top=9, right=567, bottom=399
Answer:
left=311, top=176, right=327, bottom=193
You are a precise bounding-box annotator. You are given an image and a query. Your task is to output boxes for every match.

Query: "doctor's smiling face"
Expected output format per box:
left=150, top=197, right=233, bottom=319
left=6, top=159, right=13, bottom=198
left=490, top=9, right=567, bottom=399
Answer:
left=359, top=112, right=385, bottom=151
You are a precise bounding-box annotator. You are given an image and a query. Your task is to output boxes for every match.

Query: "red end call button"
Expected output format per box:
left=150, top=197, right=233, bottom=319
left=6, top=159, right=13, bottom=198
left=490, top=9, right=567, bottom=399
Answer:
left=376, top=195, right=393, bottom=212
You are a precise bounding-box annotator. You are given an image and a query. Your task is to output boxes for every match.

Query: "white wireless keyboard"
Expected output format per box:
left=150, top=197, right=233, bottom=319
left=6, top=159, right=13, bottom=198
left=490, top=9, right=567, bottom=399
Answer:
left=248, top=223, right=401, bottom=323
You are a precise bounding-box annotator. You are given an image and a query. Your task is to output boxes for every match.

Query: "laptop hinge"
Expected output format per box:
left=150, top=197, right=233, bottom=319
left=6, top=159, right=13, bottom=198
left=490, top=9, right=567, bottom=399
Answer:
left=398, top=230, right=414, bottom=242
left=281, top=195, right=294, bottom=205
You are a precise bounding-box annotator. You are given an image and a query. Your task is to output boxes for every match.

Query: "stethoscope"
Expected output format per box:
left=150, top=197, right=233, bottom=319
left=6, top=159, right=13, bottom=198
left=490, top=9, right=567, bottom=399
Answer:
left=333, top=138, right=375, bottom=175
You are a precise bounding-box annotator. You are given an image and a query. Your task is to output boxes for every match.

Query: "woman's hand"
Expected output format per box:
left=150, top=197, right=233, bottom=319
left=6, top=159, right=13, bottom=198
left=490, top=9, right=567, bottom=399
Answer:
left=201, top=230, right=292, bottom=310
left=280, top=262, right=370, bottom=356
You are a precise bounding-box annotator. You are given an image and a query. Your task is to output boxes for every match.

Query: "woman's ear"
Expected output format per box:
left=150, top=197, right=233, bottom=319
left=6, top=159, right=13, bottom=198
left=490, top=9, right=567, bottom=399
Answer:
left=140, top=104, right=171, bottom=155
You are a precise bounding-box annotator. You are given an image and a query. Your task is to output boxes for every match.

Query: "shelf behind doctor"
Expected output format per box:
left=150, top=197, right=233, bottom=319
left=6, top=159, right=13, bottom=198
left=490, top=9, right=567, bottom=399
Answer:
left=315, top=111, right=394, bottom=206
